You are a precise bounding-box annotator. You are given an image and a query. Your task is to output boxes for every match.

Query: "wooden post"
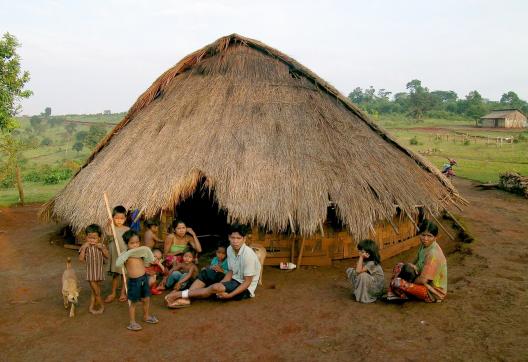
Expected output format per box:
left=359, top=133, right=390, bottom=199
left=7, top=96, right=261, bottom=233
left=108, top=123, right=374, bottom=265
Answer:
left=297, top=238, right=306, bottom=269
left=290, top=238, right=296, bottom=263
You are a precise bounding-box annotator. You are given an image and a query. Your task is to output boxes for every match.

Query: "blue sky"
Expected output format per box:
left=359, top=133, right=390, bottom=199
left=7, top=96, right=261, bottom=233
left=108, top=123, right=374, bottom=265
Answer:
left=1, top=0, right=527, bottom=115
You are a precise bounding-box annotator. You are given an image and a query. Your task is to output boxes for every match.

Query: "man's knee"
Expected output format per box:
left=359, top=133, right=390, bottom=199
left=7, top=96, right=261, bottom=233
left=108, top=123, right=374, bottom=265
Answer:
left=210, top=283, right=225, bottom=293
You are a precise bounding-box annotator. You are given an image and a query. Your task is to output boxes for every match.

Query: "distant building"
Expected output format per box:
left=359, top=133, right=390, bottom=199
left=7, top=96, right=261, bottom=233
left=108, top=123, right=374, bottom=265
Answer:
left=478, top=109, right=527, bottom=128
left=103, top=110, right=112, bottom=115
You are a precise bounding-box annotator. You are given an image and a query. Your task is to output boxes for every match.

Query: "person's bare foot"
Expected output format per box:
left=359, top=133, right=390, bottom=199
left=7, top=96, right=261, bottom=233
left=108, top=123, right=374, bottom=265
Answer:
left=104, top=294, right=116, bottom=303
left=89, top=306, right=97, bottom=314
left=94, top=305, right=104, bottom=314
left=118, top=294, right=128, bottom=302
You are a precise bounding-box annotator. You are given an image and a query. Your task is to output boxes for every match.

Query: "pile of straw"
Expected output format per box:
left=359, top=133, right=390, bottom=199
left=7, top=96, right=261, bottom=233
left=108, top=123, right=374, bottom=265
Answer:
left=499, top=172, right=528, bottom=198
left=40, top=34, right=463, bottom=239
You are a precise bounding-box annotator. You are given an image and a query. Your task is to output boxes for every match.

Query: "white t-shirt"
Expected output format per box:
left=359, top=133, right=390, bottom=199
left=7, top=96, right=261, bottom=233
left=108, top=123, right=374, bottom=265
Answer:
left=227, top=243, right=261, bottom=297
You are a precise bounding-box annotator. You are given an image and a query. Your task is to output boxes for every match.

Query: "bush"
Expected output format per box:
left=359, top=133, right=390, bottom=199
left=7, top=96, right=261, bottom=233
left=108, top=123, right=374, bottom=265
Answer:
left=40, top=137, right=53, bottom=146
left=409, top=136, right=419, bottom=145
left=463, top=139, right=471, bottom=146
left=0, top=174, right=15, bottom=189
left=22, top=165, right=74, bottom=184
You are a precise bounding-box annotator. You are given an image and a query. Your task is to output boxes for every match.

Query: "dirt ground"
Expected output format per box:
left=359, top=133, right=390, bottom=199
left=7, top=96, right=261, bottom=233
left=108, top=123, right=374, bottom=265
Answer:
left=1, top=178, right=527, bottom=361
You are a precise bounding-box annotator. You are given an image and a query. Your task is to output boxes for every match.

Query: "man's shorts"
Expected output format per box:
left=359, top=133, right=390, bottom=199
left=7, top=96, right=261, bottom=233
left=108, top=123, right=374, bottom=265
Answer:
left=221, top=279, right=251, bottom=300
left=197, top=268, right=225, bottom=286
left=127, top=274, right=151, bottom=302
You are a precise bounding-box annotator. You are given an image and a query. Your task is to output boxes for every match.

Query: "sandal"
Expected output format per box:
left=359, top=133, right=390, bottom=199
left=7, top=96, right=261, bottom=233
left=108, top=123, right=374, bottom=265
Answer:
left=126, top=322, right=142, bottom=331
left=168, top=298, right=191, bottom=309
left=143, top=316, right=159, bottom=324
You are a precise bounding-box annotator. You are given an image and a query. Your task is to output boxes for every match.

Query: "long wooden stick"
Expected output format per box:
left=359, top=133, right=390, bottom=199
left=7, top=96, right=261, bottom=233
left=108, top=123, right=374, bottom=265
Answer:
left=425, top=206, right=455, bottom=241
left=402, top=208, right=420, bottom=232
left=103, top=193, right=130, bottom=305
left=132, top=206, right=146, bottom=224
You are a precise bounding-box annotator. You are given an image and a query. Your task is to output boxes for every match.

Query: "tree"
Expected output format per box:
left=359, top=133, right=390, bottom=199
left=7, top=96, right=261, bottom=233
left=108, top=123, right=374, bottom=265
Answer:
left=75, top=130, right=88, bottom=142
left=0, top=33, right=32, bottom=131
left=0, top=133, right=32, bottom=204
left=406, top=79, right=433, bottom=120
left=72, top=142, right=84, bottom=153
left=85, top=125, right=107, bottom=149
left=44, top=107, right=51, bottom=117
left=348, top=87, right=364, bottom=104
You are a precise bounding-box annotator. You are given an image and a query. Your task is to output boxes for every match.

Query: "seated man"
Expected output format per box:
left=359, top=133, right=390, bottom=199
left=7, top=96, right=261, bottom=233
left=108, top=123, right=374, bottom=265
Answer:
left=165, top=224, right=261, bottom=308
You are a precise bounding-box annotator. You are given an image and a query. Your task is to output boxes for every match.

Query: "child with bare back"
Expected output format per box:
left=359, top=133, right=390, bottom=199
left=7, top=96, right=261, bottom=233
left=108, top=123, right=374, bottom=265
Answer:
left=145, top=248, right=167, bottom=295
left=78, top=224, right=109, bottom=314
left=116, top=229, right=159, bottom=331
left=143, top=220, right=162, bottom=249
left=158, top=251, right=198, bottom=291
left=104, top=205, right=129, bottom=303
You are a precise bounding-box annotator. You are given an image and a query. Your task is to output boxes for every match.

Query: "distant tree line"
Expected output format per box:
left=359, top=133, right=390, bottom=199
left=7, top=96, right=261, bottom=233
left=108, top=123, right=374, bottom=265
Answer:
left=348, top=79, right=528, bottom=121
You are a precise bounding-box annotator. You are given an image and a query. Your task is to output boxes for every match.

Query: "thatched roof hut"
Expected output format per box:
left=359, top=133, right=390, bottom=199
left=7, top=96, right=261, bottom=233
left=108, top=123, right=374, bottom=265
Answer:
left=41, top=34, right=463, bottom=240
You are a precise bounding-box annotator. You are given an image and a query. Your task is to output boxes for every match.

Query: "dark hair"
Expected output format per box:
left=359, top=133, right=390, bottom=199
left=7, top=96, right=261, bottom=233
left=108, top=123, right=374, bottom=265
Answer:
left=357, top=239, right=381, bottom=264
left=85, top=224, right=102, bottom=237
left=168, top=219, right=186, bottom=233
left=183, top=250, right=194, bottom=256
left=228, top=223, right=249, bottom=237
left=399, top=263, right=418, bottom=282
left=122, top=229, right=139, bottom=244
left=112, top=205, right=127, bottom=216
left=419, top=220, right=439, bottom=237
left=144, top=219, right=160, bottom=229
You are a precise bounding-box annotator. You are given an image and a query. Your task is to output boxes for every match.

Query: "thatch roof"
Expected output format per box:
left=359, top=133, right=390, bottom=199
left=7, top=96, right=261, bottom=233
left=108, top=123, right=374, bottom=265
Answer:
left=40, top=34, right=464, bottom=238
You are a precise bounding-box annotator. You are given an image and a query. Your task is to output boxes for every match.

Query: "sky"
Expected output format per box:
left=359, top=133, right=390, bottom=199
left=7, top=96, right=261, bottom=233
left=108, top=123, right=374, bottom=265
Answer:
left=1, top=0, right=527, bottom=116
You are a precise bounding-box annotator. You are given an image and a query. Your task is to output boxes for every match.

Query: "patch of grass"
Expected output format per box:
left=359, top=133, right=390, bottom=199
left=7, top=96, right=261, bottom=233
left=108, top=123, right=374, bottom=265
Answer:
left=0, top=181, right=68, bottom=207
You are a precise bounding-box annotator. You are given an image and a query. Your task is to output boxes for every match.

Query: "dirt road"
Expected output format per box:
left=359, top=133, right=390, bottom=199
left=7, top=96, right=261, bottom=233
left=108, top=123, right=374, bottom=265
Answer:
left=0, top=178, right=527, bottom=361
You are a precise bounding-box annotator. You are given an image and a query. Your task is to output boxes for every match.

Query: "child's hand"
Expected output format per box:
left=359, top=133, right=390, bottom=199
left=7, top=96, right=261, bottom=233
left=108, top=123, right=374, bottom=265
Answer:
left=216, top=292, right=231, bottom=299
left=212, top=265, right=222, bottom=273
left=175, top=282, right=182, bottom=290
left=96, top=243, right=105, bottom=250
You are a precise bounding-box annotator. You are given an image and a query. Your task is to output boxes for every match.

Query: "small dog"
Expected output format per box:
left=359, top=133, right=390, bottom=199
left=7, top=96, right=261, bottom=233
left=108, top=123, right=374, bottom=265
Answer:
left=62, top=257, right=80, bottom=317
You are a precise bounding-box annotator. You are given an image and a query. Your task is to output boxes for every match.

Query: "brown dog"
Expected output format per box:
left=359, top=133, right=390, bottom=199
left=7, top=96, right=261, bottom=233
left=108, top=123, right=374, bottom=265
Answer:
left=62, top=257, right=80, bottom=317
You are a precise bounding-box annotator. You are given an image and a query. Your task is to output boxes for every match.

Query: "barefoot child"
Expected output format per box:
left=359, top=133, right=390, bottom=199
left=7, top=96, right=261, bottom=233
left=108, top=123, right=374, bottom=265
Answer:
left=346, top=239, right=384, bottom=303
left=105, top=205, right=129, bottom=303
left=159, top=251, right=198, bottom=291
left=143, top=220, right=162, bottom=249
left=145, top=248, right=167, bottom=295
left=196, top=244, right=229, bottom=286
left=79, top=224, right=109, bottom=314
left=116, top=230, right=159, bottom=331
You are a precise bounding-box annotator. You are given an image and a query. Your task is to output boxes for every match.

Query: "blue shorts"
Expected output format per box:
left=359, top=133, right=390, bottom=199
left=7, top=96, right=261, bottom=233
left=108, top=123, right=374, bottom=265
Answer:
left=127, top=274, right=151, bottom=302
left=221, top=279, right=251, bottom=300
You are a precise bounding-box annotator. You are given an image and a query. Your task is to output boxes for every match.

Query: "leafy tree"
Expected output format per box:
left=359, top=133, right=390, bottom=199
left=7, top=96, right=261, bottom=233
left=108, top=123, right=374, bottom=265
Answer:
left=0, top=133, right=32, bottom=204
left=348, top=87, right=364, bottom=104
left=44, top=107, right=51, bottom=117
left=406, top=79, right=433, bottom=120
left=72, top=142, right=84, bottom=153
left=0, top=33, right=32, bottom=131
left=75, top=130, right=88, bottom=142
left=47, top=117, right=64, bottom=127
left=85, top=125, right=107, bottom=149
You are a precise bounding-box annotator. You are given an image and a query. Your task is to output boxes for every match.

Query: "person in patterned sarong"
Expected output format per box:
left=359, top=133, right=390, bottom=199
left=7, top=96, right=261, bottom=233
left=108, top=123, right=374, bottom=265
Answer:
left=387, top=220, right=447, bottom=303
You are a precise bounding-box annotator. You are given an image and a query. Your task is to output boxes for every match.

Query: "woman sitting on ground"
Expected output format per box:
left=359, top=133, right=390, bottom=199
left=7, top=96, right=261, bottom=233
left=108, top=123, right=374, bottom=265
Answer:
left=387, top=220, right=447, bottom=303
left=163, top=220, right=202, bottom=266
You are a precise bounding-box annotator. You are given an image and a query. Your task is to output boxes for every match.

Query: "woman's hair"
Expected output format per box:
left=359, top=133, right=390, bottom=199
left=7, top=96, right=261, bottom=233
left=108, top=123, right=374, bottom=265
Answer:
left=228, top=223, right=249, bottom=237
left=85, top=224, right=102, bottom=236
left=122, top=229, right=139, bottom=244
left=168, top=219, right=186, bottom=233
left=112, top=205, right=127, bottom=216
left=357, top=239, right=381, bottom=264
left=419, top=219, right=439, bottom=237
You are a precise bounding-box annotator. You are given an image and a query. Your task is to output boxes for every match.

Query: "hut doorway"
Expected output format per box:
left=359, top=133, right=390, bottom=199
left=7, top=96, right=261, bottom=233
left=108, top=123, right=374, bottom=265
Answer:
left=172, top=177, right=228, bottom=252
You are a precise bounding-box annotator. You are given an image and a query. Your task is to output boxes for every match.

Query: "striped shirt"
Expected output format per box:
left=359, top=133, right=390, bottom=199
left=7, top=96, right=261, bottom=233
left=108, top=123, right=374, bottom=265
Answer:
left=84, top=244, right=105, bottom=281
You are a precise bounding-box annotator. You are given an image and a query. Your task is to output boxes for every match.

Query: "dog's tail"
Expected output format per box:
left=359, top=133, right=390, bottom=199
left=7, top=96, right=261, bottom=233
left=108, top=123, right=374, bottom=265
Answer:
left=66, top=257, right=72, bottom=268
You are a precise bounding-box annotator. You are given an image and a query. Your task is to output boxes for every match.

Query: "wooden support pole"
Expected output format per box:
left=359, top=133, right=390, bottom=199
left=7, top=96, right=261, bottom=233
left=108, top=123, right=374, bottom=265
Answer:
left=319, top=221, right=325, bottom=237
left=296, top=238, right=306, bottom=269
left=403, top=208, right=420, bottom=232
left=425, top=206, right=455, bottom=241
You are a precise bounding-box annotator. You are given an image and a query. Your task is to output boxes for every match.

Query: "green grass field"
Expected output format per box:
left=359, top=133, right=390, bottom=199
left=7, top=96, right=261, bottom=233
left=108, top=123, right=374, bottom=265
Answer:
left=1, top=114, right=526, bottom=207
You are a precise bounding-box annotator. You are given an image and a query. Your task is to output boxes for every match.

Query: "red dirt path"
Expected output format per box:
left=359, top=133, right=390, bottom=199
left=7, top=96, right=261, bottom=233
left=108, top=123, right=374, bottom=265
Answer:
left=1, top=178, right=527, bottom=361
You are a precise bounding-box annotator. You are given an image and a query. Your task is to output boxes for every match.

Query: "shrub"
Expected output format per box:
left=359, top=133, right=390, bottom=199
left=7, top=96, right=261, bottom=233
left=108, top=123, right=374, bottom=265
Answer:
left=463, top=139, right=471, bottom=146
left=40, top=137, right=53, bottom=146
left=409, top=136, right=419, bottom=145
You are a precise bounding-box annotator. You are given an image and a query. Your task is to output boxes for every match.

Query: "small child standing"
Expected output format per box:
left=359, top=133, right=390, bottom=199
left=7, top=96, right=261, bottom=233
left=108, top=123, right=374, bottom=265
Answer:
left=116, top=230, right=159, bottom=331
left=145, top=248, right=167, bottom=295
left=79, top=224, right=109, bottom=314
left=105, top=205, right=130, bottom=303
left=159, top=251, right=198, bottom=291
left=196, top=245, right=229, bottom=286
left=346, top=239, right=385, bottom=303
left=143, top=220, right=162, bottom=249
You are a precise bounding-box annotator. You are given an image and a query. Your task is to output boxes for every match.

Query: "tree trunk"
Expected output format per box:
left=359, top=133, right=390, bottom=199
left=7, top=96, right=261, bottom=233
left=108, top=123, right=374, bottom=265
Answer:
left=15, top=165, right=24, bottom=205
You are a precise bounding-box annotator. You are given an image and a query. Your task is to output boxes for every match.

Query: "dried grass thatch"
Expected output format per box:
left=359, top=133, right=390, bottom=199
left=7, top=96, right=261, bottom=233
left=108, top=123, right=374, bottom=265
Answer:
left=40, top=34, right=464, bottom=238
